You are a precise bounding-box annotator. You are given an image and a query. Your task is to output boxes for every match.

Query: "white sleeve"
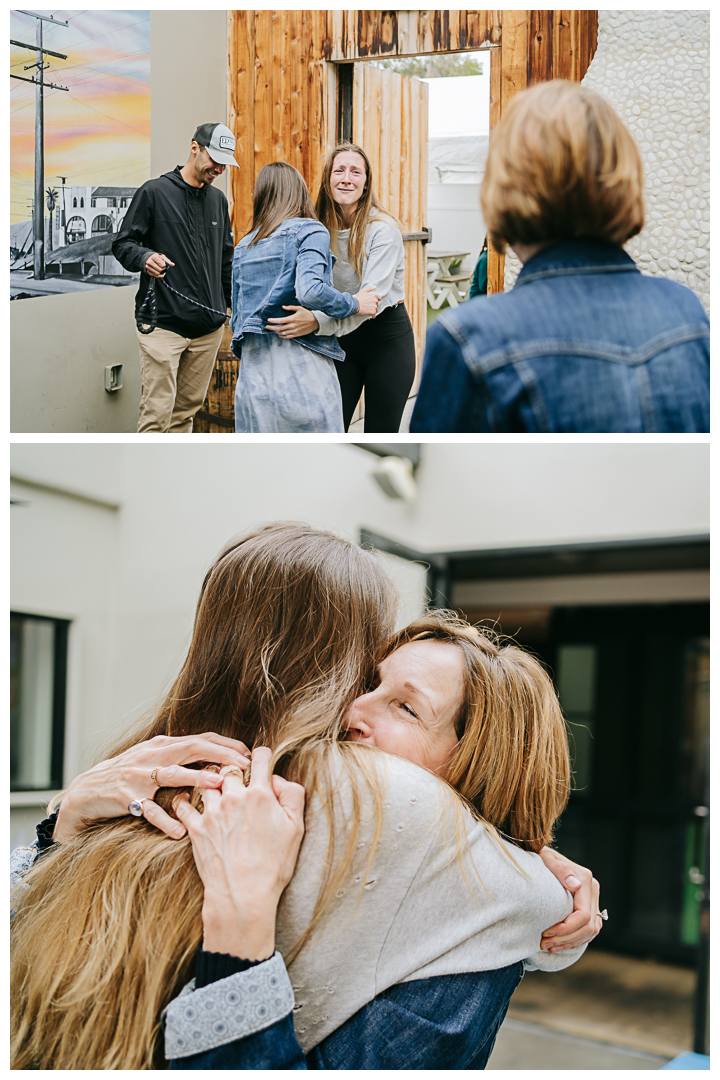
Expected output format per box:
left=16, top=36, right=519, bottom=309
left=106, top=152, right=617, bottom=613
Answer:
left=524, top=942, right=589, bottom=972
left=313, top=222, right=404, bottom=338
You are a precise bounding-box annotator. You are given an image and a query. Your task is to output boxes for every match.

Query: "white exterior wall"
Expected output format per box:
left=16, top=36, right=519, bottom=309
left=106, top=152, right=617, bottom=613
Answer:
left=428, top=183, right=486, bottom=272
left=504, top=10, right=710, bottom=301
left=11, top=11, right=229, bottom=433
left=10, top=441, right=709, bottom=846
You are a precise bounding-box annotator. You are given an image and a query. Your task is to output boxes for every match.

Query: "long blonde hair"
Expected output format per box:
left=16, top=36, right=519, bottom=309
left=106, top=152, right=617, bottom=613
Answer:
left=315, top=142, right=397, bottom=278
left=378, top=611, right=571, bottom=852
left=11, top=522, right=398, bottom=1070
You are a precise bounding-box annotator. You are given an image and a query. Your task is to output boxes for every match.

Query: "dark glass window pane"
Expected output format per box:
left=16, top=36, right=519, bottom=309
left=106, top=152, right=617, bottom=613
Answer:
left=10, top=613, right=67, bottom=791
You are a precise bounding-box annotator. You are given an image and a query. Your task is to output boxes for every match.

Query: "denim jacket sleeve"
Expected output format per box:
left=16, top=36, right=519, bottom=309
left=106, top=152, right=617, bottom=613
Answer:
left=164, top=952, right=301, bottom=1066
left=294, top=225, right=359, bottom=318
left=410, top=320, right=492, bottom=433
left=166, top=962, right=525, bottom=1070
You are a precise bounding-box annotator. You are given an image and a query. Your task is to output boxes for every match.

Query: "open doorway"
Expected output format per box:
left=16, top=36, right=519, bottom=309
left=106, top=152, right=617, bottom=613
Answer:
left=371, top=50, right=492, bottom=326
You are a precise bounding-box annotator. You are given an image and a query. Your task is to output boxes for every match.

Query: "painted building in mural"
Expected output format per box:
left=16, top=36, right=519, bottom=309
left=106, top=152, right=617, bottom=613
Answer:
left=12, top=185, right=139, bottom=279
left=62, top=186, right=136, bottom=244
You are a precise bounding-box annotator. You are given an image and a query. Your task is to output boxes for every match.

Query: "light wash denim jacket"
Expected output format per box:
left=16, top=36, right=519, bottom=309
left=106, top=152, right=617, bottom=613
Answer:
left=230, top=218, right=358, bottom=361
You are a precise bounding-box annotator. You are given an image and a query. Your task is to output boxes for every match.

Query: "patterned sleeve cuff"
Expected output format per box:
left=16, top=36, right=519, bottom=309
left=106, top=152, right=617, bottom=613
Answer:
left=163, top=951, right=295, bottom=1060
left=11, top=844, right=39, bottom=891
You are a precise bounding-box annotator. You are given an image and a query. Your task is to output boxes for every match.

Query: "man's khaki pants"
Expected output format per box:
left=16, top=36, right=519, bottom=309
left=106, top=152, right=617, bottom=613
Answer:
left=136, top=325, right=225, bottom=433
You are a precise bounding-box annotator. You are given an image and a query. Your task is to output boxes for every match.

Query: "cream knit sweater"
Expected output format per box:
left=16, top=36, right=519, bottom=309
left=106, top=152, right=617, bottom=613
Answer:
left=276, top=750, right=586, bottom=1052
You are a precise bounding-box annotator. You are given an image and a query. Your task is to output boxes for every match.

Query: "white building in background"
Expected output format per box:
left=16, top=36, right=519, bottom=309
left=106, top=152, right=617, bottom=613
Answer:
left=10, top=443, right=709, bottom=848
left=426, top=74, right=490, bottom=272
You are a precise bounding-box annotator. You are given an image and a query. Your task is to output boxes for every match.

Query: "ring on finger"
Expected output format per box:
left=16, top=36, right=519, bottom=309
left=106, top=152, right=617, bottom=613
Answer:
left=150, top=767, right=161, bottom=787
left=224, top=767, right=243, bottom=778
left=128, top=798, right=145, bottom=817
left=598, top=909, right=609, bottom=921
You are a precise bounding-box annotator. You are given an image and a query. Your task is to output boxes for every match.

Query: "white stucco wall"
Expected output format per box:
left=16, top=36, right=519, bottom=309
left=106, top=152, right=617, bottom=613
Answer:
left=504, top=10, right=710, bottom=305
left=10, top=442, right=709, bottom=846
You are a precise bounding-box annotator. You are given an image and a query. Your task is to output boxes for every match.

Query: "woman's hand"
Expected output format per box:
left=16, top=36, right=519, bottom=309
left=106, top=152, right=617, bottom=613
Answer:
left=266, top=306, right=320, bottom=338
left=53, top=733, right=250, bottom=843
left=539, top=847, right=603, bottom=951
left=175, top=747, right=305, bottom=960
left=354, top=284, right=379, bottom=316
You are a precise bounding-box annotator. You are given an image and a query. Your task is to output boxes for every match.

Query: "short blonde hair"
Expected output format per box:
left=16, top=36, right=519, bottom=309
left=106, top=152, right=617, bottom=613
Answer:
left=378, top=611, right=571, bottom=853
left=481, top=79, right=644, bottom=253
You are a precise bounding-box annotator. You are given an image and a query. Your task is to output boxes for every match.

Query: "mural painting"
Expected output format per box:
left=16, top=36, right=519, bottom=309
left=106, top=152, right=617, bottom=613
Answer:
left=10, top=9, right=150, bottom=299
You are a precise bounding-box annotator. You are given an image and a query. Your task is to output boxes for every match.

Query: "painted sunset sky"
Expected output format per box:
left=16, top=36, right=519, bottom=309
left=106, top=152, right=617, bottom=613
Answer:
left=10, top=9, right=150, bottom=225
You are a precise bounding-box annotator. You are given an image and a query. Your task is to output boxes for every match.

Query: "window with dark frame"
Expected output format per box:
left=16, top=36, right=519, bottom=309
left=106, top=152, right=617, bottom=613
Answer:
left=10, top=612, right=69, bottom=792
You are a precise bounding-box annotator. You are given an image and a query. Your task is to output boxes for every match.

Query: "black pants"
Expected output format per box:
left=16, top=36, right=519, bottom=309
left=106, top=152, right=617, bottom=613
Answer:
left=333, top=302, right=416, bottom=433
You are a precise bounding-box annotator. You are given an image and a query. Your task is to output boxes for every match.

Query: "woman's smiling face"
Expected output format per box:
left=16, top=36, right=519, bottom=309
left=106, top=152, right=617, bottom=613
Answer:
left=344, top=640, right=464, bottom=776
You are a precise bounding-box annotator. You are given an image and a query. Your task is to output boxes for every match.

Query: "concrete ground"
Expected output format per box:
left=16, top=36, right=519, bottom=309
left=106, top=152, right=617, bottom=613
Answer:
left=488, top=1019, right=670, bottom=1070
left=348, top=393, right=416, bottom=434
left=487, top=950, right=696, bottom=1070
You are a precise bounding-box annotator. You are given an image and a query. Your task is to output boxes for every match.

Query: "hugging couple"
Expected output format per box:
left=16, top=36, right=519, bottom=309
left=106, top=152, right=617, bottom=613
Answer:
left=12, top=521, right=605, bottom=1069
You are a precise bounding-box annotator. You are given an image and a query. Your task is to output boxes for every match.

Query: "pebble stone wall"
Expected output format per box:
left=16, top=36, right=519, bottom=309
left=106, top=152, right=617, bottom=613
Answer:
left=504, top=10, right=710, bottom=310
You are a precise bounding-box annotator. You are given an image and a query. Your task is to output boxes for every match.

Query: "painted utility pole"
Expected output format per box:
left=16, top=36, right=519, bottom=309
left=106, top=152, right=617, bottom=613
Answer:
left=10, top=11, right=68, bottom=279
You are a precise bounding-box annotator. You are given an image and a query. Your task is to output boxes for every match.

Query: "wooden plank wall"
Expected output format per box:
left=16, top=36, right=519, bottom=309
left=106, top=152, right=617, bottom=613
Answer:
left=228, top=10, right=596, bottom=260
left=225, top=7, right=599, bottom=312
left=486, top=9, right=598, bottom=294
left=227, top=10, right=335, bottom=237
left=353, top=64, right=429, bottom=381
left=328, top=10, right=501, bottom=59
left=227, top=10, right=504, bottom=238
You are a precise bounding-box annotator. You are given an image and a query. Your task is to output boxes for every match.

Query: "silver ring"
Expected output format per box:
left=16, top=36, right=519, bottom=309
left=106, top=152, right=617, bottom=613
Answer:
left=128, top=799, right=145, bottom=817
left=598, top=909, right=609, bottom=921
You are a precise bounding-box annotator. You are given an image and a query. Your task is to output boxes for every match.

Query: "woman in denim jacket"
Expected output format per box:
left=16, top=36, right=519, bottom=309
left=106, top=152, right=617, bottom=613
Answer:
left=231, top=163, right=378, bottom=433
left=411, top=80, right=709, bottom=433
left=266, top=143, right=415, bottom=434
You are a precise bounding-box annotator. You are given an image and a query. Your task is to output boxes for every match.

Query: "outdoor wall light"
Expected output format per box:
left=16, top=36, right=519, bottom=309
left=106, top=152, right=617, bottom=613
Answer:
left=370, top=455, right=417, bottom=502
left=104, top=364, right=123, bottom=393
left=352, top=443, right=420, bottom=503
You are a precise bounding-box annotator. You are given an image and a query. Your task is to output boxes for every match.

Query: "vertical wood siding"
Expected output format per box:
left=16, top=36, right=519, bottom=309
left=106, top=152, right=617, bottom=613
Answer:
left=211, top=11, right=599, bottom=430
left=228, top=10, right=597, bottom=267
left=486, top=9, right=598, bottom=293
left=353, top=64, right=429, bottom=384
left=329, top=10, right=501, bottom=59
left=228, top=11, right=334, bottom=237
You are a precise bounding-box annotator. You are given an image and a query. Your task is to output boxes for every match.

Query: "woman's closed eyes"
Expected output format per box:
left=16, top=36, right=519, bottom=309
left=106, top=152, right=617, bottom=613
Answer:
left=344, top=640, right=464, bottom=777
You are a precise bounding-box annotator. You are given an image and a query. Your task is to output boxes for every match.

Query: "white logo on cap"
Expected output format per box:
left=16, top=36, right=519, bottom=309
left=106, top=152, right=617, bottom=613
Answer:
left=219, top=136, right=235, bottom=150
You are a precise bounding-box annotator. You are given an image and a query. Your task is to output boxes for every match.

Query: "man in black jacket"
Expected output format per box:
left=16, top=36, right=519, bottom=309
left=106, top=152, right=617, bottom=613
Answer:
left=112, top=123, right=237, bottom=432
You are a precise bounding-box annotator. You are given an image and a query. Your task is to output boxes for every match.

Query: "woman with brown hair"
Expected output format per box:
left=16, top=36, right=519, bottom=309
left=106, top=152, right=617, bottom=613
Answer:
left=411, top=79, right=709, bottom=432
left=266, top=144, right=416, bottom=433
left=11, top=523, right=601, bottom=1070
left=230, top=162, right=379, bottom=432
